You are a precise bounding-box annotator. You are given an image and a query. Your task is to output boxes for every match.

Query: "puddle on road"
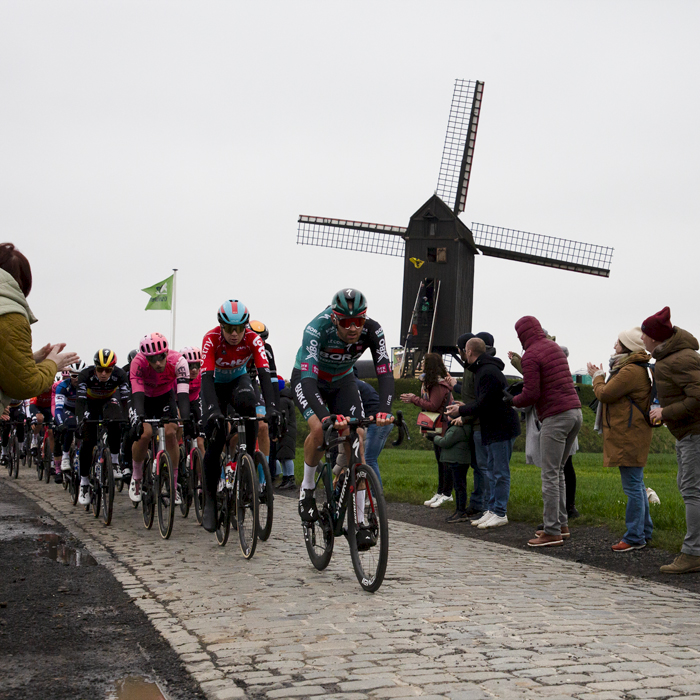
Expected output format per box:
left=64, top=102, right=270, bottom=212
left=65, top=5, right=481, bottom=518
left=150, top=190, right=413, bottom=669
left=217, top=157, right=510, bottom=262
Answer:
left=0, top=516, right=53, bottom=541
left=37, top=534, right=97, bottom=567
left=107, top=676, right=169, bottom=700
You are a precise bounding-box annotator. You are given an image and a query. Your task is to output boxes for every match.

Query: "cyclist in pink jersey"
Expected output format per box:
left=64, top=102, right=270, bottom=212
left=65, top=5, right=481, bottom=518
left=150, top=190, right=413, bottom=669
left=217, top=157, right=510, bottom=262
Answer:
left=128, top=333, right=190, bottom=503
left=179, top=346, right=204, bottom=453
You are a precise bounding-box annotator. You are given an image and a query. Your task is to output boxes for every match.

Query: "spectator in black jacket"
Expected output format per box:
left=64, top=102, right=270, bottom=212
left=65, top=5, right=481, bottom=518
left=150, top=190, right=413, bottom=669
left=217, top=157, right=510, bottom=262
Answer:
left=276, top=378, right=297, bottom=489
left=446, top=337, right=520, bottom=529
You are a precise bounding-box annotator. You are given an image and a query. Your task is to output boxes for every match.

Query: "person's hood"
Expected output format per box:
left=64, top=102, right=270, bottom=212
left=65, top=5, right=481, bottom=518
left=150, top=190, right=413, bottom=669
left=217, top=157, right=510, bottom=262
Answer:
left=654, top=327, right=700, bottom=361
left=515, top=316, right=545, bottom=350
left=0, top=269, right=37, bottom=324
left=468, top=353, right=505, bottom=373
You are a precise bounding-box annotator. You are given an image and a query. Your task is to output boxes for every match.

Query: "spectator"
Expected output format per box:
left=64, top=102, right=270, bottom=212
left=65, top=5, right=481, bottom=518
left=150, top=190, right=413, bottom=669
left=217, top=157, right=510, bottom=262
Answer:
left=510, top=316, right=582, bottom=547
left=356, top=378, right=393, bottom=486
left=430, top=418, right=472, bottom=523
left=401, top=353, right=454, bottom=508
left=510, top=338, right=580, bottom=519
left=588, top=327, right=653, bottom=552
left=0, top=243, right=79, bottom=412
left=446, top=337, right=520, bottom=529
left=642, top=307, right=700, bottom=574
left=276, top=377, right=297, bottom=490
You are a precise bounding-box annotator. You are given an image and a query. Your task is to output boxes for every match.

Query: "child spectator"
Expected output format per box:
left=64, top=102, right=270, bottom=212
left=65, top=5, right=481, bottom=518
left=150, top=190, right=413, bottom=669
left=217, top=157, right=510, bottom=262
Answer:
left=430, top=419, right=473, bottom=522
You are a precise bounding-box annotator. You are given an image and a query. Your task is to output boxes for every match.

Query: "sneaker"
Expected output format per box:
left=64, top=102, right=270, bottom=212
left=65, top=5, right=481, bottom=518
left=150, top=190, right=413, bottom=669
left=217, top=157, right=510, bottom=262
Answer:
left=424, top=494, right=441, bottom=506
left=646, top=487, right=661, bottom=505
left=660, top=553, right=700, bottom=574
left=430, top=494, right=453, bottom=508
left=536, top=526, right=570, bottom=539
left=611, top=540, right=645, bottom=552
left=527, top=533, right=564, bottom=547
left=282, top=477, right=296, bottom=490
left=276, top=476, right=290, bottom=490
left=129, top=478, right=142, bottom=503
left=465, top=506, right=483, bottom=518
left=471, top=510, right=493, bottom=526
left=356, top=526, right=376, bottom=551
left=567, top=506, right=581, bottom=519
left=78, top=484, right=90, bottom=506
left=479, top=513, right=508, bottom=529
left=299, top=488, right=318, bottom=522
left=60, top=455, right=72, bottom=473
left=446, top=511, right=469, bottom=523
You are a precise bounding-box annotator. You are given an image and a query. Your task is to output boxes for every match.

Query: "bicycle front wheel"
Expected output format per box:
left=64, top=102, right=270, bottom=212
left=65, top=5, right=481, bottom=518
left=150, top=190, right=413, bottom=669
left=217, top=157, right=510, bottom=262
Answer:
left=346, top=464, right=388, bottom=593
left=303, top=463, right=334, bottom=571
left=43, top=443, right=52, bottom=484
left=157, top=451, right=175, bottom=540
left=142, top=456, right=155, bottom=529
left=178, top=446, right=189, bottom=518
left=11, top=436, right=19, bottom=478
left=191, top=447, right=204, bottom=526
left=254, top=451, right=273, bottom=542
left=215, top=487, right=231, bottom=546
left=35, top=448, right=43, bottom=480
left=90, top=447, right=101, bottom=517
left=102, top=448, right=115, bottom=526
left=236, top=453, right=258, bottom=560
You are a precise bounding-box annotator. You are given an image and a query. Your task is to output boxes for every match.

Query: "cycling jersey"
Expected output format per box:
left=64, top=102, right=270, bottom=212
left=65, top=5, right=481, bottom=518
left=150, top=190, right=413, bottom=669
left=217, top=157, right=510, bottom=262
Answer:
left=76, top=366, right=131, bottom=422
left=188, top=371, right=201, bottom=402
left=30, top=390, right=52, bottom=410
left=292, top=307, right=394, bottom=420
left=130, top=351, right=189, bottom=398
left=54, top=379, right=78, bottom=426
left=202, top=327, right=268, bottom=383
left=247, top=341, right=280, bottom=405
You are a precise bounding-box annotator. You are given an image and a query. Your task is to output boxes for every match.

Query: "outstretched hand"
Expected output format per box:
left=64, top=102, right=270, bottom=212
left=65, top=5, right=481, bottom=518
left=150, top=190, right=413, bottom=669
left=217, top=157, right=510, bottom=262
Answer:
left=587, top=362, right=603, bottom=377
left=33, top=343, right=52, bottom=363
left=46, top=343, right=80, bottom=371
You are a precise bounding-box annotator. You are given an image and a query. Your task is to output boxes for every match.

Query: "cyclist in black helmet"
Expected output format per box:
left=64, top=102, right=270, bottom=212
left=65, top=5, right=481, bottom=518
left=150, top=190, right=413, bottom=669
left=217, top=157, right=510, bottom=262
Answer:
left=291, top=288, right=394, bottom=531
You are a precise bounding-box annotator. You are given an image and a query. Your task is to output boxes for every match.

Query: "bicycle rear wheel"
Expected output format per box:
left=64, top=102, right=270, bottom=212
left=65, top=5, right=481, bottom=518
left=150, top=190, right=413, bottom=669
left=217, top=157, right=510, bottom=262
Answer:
left=303, top=463, right=334, bottom=571
left=215, top=487, right=231, bottom=546
left=69, top=448, right=78, bottom=502
left=43, top=441, right=52, bottom=483
left=346, top=464, right=388, bottom=593
left=11, top=436, right=19, bottom=478
left=236, top=453, right=258, bottom=559
left=90, top=447, right=101, bottom=517
left=254, top=451, right=273, bottom=542
left=191, top=447, right=204, bottom=526
left=101, top=448, right=115, bottom=526
left=36, top=446, right=43, bottom=480
left=142, top=455, right=155, bottom=529
left=178, top=446, right=190, bottom=518
left=157, top=451, right=175, bottom=539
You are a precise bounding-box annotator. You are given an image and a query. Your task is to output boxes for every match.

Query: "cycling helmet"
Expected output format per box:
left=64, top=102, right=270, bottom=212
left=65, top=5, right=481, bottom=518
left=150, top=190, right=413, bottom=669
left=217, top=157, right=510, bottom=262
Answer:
left=68, top=360, right=86, bottom=375
left=94, top=348, right=117, bottom=368
left=139, top=332, right=169, bottom=356
left=331, top=288, right=367, bottom=317
left=180, top=346, right=202, bottom=364
left=217, top=299, right=250, bottom=326
left=127, top=349, right=138, bottom=364
left=56, top=372, right=65, bottom=382
left=249, top=320, right=268, bottom=341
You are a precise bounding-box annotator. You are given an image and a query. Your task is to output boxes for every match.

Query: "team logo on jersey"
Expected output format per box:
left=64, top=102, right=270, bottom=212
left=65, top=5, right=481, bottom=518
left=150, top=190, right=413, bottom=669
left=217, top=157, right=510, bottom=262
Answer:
left=305, top=325, right=320, bottom=338
left=305, top=339, right=319, bottom=361
left=312, top=365, right=319, bottom=375
left=377, top=364, right=388, bottom=374
left=300, top=363, right=309, bottom=372
left=377, top=338, right=390, bottom=363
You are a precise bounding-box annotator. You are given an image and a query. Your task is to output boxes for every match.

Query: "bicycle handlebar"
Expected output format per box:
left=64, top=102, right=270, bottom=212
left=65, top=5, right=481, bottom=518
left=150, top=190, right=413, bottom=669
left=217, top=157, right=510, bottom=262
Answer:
left=320, top=410, right=409, bottom=450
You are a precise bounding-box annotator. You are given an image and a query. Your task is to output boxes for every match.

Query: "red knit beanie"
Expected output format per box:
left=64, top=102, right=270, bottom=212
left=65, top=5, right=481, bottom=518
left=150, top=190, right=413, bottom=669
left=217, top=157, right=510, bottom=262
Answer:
left=641, top=306, right=673, bottom=342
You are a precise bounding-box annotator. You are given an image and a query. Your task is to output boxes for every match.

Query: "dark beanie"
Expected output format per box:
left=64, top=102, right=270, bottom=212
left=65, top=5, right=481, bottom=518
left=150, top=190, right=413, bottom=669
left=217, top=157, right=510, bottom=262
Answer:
left=641, top=307, right=674, bottom=342
left=456, top=333, right=474, bottom=350
left=476, top=331, right=494, bottom=347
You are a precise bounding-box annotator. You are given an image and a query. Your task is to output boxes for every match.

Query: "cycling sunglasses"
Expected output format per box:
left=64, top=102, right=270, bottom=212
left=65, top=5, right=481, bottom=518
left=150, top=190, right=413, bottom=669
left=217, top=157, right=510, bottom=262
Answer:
left=336, top=315, right=366, bottom=329
left=221, top=323, right=246, bottom=334
left=95, top=366, right=114, bottom=375
left=146, top=352, right=168, bottom=364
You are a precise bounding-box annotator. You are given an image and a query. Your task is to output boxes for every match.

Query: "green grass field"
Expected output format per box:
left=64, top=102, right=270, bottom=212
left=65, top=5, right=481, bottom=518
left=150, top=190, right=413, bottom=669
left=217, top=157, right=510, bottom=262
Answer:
left=294, top=450, right=686, bottom=552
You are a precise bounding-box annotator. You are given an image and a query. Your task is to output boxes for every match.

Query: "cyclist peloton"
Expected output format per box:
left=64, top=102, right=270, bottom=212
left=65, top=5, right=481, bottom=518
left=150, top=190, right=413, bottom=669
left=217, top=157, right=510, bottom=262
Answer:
left=200, top=300, right=279, bottom=532
left=292, top=288, right=394, bottom=546
left=179, top=346, right=205, bottom=452
left=53, top=364, right=81, bottom=481
left=129, top=333, right=190, bottom=503
left=1, top=398, right=27, bottom=465
left=118, top=349, right=139, bottom=476
left=75, top=349, right=131, bottom=505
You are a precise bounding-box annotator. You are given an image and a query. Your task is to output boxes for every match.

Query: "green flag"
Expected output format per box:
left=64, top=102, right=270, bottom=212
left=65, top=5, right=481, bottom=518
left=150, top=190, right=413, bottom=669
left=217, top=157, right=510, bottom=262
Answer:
left=142, top=274, right=174, bottom=311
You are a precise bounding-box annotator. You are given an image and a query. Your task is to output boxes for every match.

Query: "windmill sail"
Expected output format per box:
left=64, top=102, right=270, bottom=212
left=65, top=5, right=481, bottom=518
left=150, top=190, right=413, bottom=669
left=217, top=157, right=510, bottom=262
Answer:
left=436, top=79, right=484, bottom=216
left=297, top=215, right=406, bottom=257
left=471, top=222, right=614, bottom=277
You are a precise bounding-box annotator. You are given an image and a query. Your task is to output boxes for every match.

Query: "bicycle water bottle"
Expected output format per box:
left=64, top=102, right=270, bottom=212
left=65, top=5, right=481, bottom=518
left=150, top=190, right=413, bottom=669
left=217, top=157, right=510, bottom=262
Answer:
left=651, top=398, right=662, bottom=426
left=225, top=461, right=236, bottom=488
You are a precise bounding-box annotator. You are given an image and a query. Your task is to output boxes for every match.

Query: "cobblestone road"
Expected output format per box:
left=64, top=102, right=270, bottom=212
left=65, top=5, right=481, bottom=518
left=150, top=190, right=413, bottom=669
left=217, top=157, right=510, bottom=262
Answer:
left=9, top=470, right=700, bottom=700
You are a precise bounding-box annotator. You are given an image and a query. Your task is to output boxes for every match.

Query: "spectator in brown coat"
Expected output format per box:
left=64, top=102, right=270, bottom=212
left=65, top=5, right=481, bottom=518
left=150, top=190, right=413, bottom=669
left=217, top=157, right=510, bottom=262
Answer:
left=642, top=307, right=700, bottom=574
left=588, top=327, right=653, bottom=552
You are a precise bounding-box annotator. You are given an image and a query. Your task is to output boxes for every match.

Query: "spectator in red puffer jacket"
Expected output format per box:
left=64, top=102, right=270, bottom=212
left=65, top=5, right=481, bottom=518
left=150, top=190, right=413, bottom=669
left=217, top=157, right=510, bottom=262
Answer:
left=510, top=316, right=582, bottom=548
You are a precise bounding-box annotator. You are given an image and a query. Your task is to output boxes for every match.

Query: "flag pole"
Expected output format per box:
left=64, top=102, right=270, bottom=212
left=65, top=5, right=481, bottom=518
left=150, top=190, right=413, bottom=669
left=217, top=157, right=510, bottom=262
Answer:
left=172, top=269, right=178, bottom=348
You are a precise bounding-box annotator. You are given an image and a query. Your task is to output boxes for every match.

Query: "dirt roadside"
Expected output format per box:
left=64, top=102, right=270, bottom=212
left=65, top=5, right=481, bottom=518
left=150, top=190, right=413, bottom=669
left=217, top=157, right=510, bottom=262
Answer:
left=0, top=478, right=207, bottom=700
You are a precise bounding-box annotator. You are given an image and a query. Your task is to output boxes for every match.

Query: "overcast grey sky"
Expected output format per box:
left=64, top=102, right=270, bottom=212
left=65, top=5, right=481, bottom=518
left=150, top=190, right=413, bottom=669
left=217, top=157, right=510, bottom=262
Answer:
left=1, top=1, right=698, bottom=378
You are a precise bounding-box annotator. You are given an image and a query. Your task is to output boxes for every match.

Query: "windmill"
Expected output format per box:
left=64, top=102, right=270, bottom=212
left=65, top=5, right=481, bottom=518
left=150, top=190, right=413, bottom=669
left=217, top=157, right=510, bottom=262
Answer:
left=297, top=80, right=613, bottom=376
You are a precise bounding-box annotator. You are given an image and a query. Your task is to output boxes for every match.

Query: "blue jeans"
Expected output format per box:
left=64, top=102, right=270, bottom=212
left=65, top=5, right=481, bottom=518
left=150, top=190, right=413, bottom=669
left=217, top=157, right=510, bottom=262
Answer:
left=279, top=459, right=295, bottom=477
left=485, top=437, right=515, bottom=517
left=471, top=430, right=489, bottom=512
left=364, top=423, right=393, bottom=486
left=619, top=467, right=653, bottom=546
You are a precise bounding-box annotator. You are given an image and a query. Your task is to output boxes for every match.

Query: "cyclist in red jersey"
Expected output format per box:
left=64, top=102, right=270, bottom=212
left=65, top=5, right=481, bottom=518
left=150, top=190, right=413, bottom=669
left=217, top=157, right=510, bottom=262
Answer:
left=199, top=299, right=280, bottom=532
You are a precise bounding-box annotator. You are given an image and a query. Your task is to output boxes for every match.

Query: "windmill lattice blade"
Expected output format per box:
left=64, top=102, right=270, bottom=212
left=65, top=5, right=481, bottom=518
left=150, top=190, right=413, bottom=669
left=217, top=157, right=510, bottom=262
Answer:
left=297, top=216, right=406, bottom=257
left=436, top=79, right=484, bottom=216
left=472, top=223, right=614, bottom=277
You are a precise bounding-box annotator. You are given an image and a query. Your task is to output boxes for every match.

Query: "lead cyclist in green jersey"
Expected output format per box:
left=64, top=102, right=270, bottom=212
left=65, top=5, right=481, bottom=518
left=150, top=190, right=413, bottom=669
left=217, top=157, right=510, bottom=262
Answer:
left=290, top=289, right=394, bottom=543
